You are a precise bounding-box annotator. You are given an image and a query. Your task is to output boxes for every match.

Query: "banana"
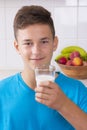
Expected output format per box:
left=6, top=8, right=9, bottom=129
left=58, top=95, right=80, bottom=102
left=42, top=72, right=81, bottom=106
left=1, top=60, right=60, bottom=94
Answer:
left=85, top=54, right=87, bottom=61
left=55, top=53, right=70, bottom=61
left=61, top=46, right=87, bottom=61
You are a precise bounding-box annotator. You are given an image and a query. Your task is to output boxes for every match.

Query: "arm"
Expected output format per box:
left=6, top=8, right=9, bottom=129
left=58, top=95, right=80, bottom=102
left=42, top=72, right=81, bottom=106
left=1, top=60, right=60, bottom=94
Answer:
left=58, top=93, right=87, bottom=130
left=35, top=81, right=87, bottom=130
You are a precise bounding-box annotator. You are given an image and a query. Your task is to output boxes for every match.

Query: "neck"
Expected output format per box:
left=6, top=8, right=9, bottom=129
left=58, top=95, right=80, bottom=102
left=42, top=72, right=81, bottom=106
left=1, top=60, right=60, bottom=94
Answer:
left=21, top=68, right=36, bottom=90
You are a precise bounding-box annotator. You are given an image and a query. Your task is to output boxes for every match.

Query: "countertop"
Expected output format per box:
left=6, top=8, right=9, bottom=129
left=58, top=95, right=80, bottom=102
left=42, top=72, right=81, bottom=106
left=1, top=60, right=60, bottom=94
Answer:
left=79, top=79, right=87, bottom=86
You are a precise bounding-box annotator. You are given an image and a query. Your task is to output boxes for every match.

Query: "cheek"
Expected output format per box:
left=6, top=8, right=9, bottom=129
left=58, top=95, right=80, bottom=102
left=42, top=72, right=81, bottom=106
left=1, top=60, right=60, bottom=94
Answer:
left=19, top=48, right=30, bottom=59
left=46, top=47, right=53, bottom=58
left=48, top=46, right=54, bottom=53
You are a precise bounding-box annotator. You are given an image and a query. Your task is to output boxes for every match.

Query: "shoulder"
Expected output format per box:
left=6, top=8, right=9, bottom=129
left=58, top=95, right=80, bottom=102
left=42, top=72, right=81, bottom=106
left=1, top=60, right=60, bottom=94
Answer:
left=55, top=72, right=87, bottom=96
left=56, top=72, right=85, bottom=87
left=0, top=73, right=20, bottom=88
left=56, top=72, right=87, bottom=112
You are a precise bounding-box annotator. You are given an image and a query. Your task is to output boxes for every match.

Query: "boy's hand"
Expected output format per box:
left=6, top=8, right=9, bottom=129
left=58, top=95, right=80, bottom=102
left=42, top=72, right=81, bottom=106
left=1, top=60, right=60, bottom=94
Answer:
left=35, top=81, right=67, bottom=111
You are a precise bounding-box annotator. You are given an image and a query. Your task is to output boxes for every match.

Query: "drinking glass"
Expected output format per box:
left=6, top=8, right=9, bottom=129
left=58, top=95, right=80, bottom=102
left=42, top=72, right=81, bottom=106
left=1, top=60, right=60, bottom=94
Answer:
left=35, top=65, right=55, bottom=87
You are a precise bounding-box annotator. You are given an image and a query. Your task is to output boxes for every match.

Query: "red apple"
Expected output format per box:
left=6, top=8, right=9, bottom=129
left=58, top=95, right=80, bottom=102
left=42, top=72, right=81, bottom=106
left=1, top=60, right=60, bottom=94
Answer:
left=70, top=51, right=80, bottom=60
left=66, top=60, right=73, bottom=66
left=58, top=57, right=67, bottom=64
left=72, top=57, right=83, bottom=66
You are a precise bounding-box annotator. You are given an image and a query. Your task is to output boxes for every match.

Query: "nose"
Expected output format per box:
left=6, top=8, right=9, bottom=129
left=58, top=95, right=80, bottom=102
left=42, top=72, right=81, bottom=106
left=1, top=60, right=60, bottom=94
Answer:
left=32, top=44, right=41, bottom=55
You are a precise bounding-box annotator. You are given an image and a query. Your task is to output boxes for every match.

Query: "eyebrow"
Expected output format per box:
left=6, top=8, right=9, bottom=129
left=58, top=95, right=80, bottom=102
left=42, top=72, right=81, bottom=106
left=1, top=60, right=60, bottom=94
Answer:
left=40, top=37, right=50, bottom=40
left=22, top=37, right=50, bottom=42
left=22, top=39, right=31, bottom=42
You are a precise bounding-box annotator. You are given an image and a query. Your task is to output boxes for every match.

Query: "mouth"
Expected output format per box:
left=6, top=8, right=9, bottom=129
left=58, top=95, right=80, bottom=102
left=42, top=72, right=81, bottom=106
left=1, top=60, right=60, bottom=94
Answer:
left=31, top=57, right=45, bottom=61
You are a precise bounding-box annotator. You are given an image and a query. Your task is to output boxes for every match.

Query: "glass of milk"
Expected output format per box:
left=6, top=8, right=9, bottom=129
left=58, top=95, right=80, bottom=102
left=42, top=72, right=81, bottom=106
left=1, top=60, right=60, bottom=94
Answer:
left=35, top=65, right=55, bottom=87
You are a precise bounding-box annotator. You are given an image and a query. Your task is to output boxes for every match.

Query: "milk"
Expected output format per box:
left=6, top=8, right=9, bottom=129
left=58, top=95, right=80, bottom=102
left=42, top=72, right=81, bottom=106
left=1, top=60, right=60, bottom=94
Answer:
left=36, top=75, right=55, bottom=86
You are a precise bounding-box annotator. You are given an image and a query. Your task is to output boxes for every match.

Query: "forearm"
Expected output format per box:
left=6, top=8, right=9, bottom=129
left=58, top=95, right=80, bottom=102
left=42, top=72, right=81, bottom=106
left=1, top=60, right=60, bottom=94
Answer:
left=58, top=96, right=87, bottom=130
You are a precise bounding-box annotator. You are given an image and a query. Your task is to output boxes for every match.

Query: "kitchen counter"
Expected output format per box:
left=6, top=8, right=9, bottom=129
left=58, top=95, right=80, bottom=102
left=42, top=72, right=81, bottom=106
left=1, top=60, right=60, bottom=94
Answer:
left=80, top=79, right=87, bottom=87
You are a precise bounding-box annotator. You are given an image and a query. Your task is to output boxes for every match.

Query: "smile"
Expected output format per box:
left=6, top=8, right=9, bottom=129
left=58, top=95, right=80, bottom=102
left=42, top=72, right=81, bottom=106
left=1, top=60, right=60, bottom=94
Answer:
left=31, top=57, right=45, bottom=60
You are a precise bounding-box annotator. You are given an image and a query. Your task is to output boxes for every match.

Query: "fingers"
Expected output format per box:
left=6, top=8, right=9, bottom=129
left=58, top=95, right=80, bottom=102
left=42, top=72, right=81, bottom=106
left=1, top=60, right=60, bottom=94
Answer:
left=35, top=81, right=59, bottom=108
left=35, top=81, right=56, bottom=98
left=35, top=86, right=51, bottom=95
left=35, top=96, right=51, bottom=106
left=35, top=81, right=59, bottom=96
left=35, top=91, right=54, bottom=107
left=35, top=81, right=56, bottom=90
left=35, top=92, right=49, bottom=100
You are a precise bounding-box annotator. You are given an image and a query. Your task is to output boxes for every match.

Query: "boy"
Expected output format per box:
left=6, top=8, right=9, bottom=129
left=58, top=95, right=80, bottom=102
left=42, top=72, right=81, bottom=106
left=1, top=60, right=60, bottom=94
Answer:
left=0, top=5, right=87, bottom=130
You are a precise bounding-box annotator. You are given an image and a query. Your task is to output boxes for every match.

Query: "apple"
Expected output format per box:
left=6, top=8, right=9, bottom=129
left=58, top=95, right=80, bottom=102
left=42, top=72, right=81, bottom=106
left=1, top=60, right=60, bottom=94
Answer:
left=58, top=57, right=67, bottom=64
left=66, top=60, right=72, bottom=66
left=70, top=51, right=80, bottom=60
left=72, top=57, right=83, bottom=66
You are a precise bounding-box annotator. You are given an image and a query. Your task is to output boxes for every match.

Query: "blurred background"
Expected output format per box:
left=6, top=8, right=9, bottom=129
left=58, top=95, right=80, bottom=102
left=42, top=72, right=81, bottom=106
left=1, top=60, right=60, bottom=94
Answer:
left=0, top=0, right=87, bottom=79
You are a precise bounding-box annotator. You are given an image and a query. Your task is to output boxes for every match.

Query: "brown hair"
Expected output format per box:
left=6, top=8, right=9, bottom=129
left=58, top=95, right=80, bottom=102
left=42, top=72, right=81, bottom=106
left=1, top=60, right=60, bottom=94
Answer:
left=13, top=5, right=55, bottom=40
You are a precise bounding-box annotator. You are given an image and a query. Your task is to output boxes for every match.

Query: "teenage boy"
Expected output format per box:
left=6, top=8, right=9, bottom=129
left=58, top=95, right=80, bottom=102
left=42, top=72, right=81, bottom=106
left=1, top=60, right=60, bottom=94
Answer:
left=0, top=5, right=87, bottom=130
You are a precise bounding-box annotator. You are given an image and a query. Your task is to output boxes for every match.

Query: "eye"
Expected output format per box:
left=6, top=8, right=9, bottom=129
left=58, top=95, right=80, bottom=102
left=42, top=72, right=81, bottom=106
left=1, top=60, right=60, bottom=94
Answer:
left=41, top=40, right=49, bottom=44
left=23, top=42, right=33, bottom=46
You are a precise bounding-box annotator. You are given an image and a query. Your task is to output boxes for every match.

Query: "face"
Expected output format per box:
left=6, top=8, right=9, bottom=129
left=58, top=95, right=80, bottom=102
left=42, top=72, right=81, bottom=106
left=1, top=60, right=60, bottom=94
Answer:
left=14, top=24, right=58, bottom=70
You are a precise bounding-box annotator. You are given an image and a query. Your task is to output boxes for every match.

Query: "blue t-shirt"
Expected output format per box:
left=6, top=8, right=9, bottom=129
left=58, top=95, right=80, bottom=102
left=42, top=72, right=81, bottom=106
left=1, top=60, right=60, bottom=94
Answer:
left=0, top=72, right=87, bottom=130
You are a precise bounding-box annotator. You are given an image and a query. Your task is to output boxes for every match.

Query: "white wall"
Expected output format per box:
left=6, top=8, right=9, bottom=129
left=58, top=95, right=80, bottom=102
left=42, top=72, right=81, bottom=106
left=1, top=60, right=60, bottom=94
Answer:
left=0, top=0, right=87, bottom=79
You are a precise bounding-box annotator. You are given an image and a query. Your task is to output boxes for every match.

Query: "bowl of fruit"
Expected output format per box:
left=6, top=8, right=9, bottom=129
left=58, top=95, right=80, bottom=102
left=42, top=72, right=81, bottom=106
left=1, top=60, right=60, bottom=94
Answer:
left=55, top=46, right=87, bottom=79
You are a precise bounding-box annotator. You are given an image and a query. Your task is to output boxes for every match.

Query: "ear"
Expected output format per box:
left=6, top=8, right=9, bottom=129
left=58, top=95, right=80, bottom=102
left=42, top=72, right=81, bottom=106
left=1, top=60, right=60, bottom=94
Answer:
left=14, top=40, right=20, bottom=54
left=53, top=36, right=58, bottom=51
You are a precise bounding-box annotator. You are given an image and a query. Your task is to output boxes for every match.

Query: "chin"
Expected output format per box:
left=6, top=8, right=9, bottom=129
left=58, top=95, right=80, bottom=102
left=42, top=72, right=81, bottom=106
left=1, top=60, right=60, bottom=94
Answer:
left=29, top=61, right=50, bottom=70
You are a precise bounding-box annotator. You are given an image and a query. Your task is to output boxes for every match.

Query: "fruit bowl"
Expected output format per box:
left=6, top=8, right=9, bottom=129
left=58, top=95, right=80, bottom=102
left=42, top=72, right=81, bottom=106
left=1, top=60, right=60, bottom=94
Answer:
left=57, top=63, right=87, bottom=79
